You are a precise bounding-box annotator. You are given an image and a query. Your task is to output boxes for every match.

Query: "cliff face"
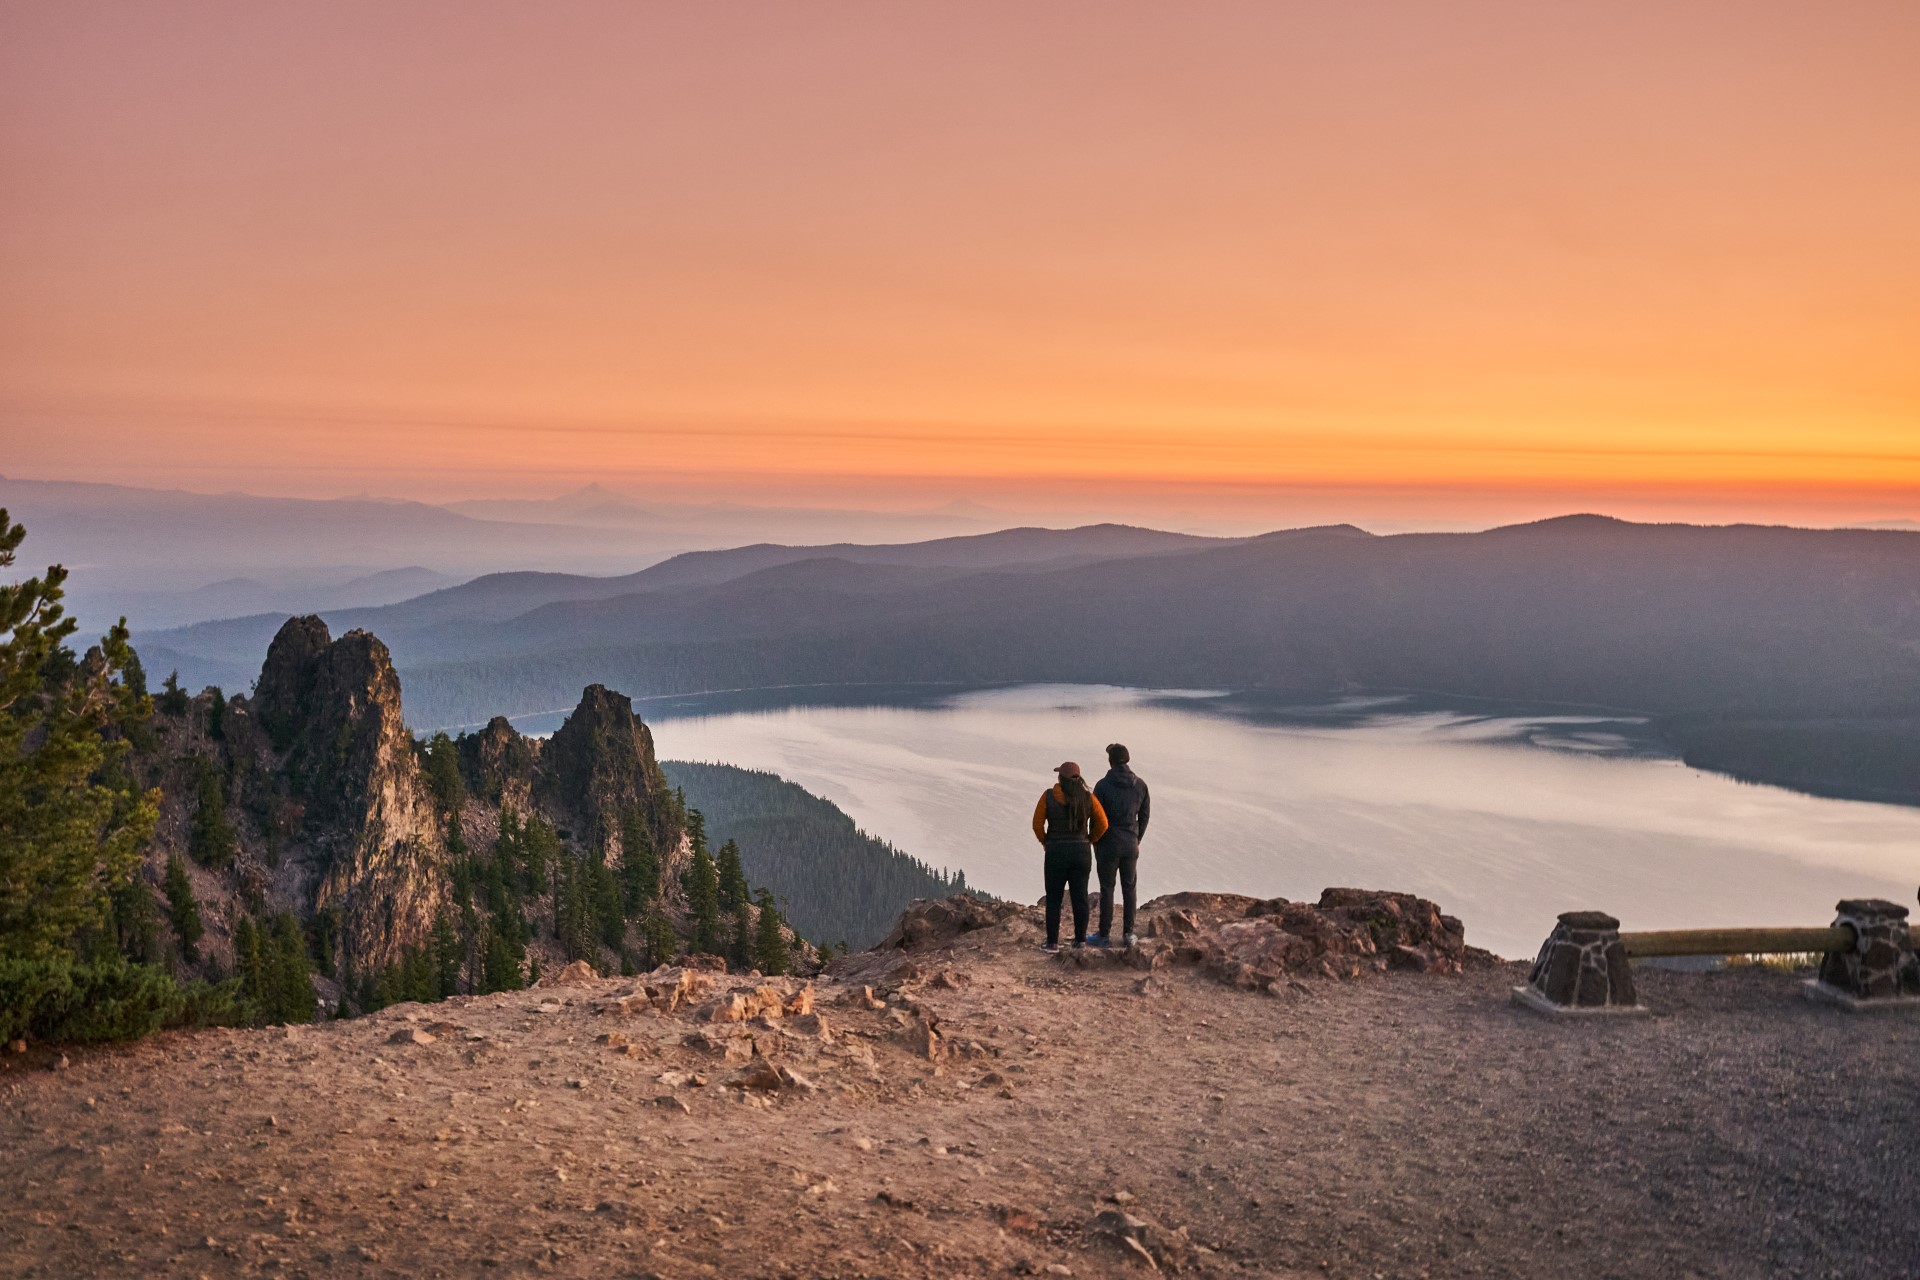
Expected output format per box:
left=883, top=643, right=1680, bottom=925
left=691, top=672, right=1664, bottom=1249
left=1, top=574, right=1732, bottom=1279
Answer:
left=458, top=716, right=538, bottom=812
left=534, top=684, right=678, bottom=865
left=134, top=615, right=699, bottom=999
left=251, top=619, right=448, bottom=974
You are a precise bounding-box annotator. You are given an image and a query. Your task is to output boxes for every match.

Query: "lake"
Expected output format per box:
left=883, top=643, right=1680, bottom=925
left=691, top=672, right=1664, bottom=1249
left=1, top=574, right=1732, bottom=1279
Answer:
left=643, top=684, right=1920, bottom=959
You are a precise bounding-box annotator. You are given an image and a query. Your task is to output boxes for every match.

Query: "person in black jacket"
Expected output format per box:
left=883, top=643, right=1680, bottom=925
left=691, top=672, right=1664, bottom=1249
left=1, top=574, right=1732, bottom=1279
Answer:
left=1089, top=742, right=1150, bottom=947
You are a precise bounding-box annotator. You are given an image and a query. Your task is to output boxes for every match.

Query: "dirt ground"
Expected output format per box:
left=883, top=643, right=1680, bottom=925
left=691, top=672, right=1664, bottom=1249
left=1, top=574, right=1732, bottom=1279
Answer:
left=5, top=916, right=1918, bottom=1280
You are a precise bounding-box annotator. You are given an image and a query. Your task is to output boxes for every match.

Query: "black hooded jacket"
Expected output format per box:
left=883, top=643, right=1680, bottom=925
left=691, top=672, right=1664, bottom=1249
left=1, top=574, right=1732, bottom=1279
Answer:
left=1093, top=765, right=1150, bottom=846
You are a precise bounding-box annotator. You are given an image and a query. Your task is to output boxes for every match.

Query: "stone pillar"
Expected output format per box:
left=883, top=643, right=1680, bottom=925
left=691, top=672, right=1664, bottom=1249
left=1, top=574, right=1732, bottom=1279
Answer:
left=1805, top=899, right=1920, bottom=1012
left=1512, top=911, right=1646, bottom=1018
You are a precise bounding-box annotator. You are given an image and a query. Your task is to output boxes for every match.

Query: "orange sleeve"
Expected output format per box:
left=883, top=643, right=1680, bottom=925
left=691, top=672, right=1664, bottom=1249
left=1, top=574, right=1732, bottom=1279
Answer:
left=1089, top=795, right=1110, bottom=843
left=1032, top=794, right=1049, bottom=843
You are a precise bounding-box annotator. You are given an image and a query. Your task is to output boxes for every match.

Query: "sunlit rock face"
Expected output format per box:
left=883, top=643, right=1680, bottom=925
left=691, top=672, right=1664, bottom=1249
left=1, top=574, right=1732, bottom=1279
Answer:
left=141, top=618, right=698, bottom=989
left=253, top=616, right=448, bottom=974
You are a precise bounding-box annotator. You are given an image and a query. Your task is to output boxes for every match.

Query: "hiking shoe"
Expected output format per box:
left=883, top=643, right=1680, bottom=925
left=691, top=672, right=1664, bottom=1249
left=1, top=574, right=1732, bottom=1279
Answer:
left=1085, top=934, right=1111, bottom=948
left=1039, top=942, right=1060, bottom=953
left=1123, top=932, right=1139, bottom=948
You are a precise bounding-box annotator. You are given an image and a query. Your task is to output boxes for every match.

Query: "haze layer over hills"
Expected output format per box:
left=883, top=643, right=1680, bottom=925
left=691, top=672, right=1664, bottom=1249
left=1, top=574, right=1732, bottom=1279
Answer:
left=138, top=513, right=1920, bottom=805
left=0, top=476, right=1000, bottom=631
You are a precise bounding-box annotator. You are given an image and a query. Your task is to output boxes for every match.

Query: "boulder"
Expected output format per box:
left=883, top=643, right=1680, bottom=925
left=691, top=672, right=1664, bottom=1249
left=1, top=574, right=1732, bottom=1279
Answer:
left=891, top=1014, right=943, bottom=1062
left=1141, top=891, right=1263, bottom=916
left=1093, top=1207, right=1197, bottom=1271
left=696, top=982, right=796, bottom=1023
left=1144, top=908, right=1204, bottom=940
left=543, top=959, right=600, bottom=987
left=875, top=895, right=1030, bottom=952
left=642, top=967, right=710, bottom=1013
left=683, top=1029, right=755, bottom=1063
left=726, top=1059, right=784, bottom=1092
left=789, top=1013, right=835, bottom=1043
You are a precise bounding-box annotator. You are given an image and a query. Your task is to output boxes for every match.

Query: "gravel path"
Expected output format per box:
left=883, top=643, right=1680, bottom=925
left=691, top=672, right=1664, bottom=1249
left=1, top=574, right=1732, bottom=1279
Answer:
left=4, top=931, right=1916, bottom=1279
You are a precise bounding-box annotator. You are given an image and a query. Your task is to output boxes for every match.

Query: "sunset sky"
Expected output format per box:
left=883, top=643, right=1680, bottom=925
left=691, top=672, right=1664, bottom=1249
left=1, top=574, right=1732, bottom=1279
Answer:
left=3, top=2, right=1917, bottom=528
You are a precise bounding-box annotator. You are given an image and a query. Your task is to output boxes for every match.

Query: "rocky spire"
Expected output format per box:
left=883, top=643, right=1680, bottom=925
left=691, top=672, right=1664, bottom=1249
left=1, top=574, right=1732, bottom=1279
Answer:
left=536, top=684, right=678, bottom=863
left=252, top=616, right=448, bottom=975
left=459, top=715, right=538, bottom=812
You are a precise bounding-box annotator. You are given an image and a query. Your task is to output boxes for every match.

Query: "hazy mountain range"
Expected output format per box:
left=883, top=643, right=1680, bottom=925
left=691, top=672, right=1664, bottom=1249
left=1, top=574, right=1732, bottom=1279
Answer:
left=15, top=475, right=1920, bottom=804
left=0, top=475, right=997, bottom=631
left=136, top=516, right=1920, bottom=803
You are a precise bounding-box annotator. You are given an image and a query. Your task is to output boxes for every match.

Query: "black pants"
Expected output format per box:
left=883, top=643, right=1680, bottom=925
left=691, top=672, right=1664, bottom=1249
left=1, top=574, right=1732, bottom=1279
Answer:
left=1096, top=833, right=1139, bottom=938
left=1043, top=841, right=1092, bottom=946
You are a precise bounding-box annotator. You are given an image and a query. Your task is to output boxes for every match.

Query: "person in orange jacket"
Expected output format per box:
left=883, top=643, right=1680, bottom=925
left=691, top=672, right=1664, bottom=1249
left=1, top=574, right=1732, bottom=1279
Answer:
left=1031, top=761, right=1109, bottom=951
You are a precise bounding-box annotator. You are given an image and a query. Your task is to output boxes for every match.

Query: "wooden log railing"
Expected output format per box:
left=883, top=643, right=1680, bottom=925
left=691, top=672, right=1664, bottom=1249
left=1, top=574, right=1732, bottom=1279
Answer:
left=1521, top=903, right=1920, bottom=1015
left=1620, top=926, right=1853, bottom=958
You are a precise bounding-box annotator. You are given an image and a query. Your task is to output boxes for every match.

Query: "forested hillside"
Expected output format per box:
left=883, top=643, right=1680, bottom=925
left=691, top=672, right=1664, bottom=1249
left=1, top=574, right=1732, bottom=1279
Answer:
left=662, top=761, right=972, bottom=948
left=1, top=501, right=826, bottom=1049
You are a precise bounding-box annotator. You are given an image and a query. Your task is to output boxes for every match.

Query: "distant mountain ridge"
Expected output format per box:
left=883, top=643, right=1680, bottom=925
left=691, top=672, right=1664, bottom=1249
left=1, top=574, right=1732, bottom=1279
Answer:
left=0, top=475, right=1021, bottom=632
left=140, top=522, right=1251, bottom=668
left=132, top=514, right=1920, bottom=804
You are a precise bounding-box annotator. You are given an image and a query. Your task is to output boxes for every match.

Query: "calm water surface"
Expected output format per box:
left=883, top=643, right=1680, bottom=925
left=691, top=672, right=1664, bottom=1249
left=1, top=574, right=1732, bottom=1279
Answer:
left=646, top=685, right=1920, bottom=958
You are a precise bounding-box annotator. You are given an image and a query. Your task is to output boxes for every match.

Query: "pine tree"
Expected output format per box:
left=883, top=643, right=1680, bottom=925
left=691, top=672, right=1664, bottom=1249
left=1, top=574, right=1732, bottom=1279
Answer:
left=556, top=858, right=597, bottom=962
left=121, top=648, right=148, bottom=700
left=188, top=756, right=237, bottom=869
left=206, top=687, right=227, bottom=741
left=156, top=670, right=190, bottom=717
left=267, top=912, right=316, bottom=1024
left=0, top=510, right=159, bottom=962
left=108, top=875, right=164, bottom=966
left=432, top=909, right=462, bottom=997
left=404, top=944, right=436, bottom=1004
left=590, top=855, right=625, bottom=950
left=520, top=815, right=557, bottom=896
left=421, top=732, right=464, bottom=815
left=682, top=842, right=722, bottom=956
left=479, top=923, right=524, bottom=993
left=309, top=907, right=341, bottom=977
left=753, top=889, right=790, bottom=976
left=232, top=914, right=266, bottom=1018
left=716, top=839, right=750, bottom=912
left=729, top=905, right=752, bottom=972
left=618, top=808, right=658, bottom=912
left=643, top=904, right=678, bottom=969
left=161, top=854, right=202, bottom=964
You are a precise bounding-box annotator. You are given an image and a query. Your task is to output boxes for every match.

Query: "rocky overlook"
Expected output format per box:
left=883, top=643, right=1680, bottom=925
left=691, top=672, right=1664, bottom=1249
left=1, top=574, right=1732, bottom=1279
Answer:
left=6, top=888, right=1916, bottom=1279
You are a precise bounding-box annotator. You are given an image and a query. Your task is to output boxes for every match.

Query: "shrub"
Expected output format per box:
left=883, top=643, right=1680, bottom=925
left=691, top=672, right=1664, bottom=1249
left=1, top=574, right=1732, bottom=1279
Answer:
left=0, top=956, right=249, bottom=1044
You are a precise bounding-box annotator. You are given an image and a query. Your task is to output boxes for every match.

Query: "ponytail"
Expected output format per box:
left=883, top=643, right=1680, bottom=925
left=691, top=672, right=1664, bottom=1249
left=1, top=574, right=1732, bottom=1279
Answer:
left=1059, top=773, right=1093, bottom=828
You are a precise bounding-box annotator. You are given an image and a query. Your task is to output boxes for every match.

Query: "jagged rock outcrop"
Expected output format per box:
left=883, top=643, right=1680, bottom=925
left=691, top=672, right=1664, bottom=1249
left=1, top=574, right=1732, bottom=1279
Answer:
left=251, top=616, right=448, bottom=975
left=846, top=888, right=1478, bottom=995
left=458, top=716, right=538, bottom=811
left=535, top=684, right=678, bottom=863
left=251, top=614, right=332, bottom=752
left=874, top=895, right=1027, bottom=952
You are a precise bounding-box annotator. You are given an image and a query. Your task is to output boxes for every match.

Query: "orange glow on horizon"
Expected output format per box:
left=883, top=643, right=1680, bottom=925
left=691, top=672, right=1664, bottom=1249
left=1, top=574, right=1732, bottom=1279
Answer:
left=2, top=3, right=1917, bottom=527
